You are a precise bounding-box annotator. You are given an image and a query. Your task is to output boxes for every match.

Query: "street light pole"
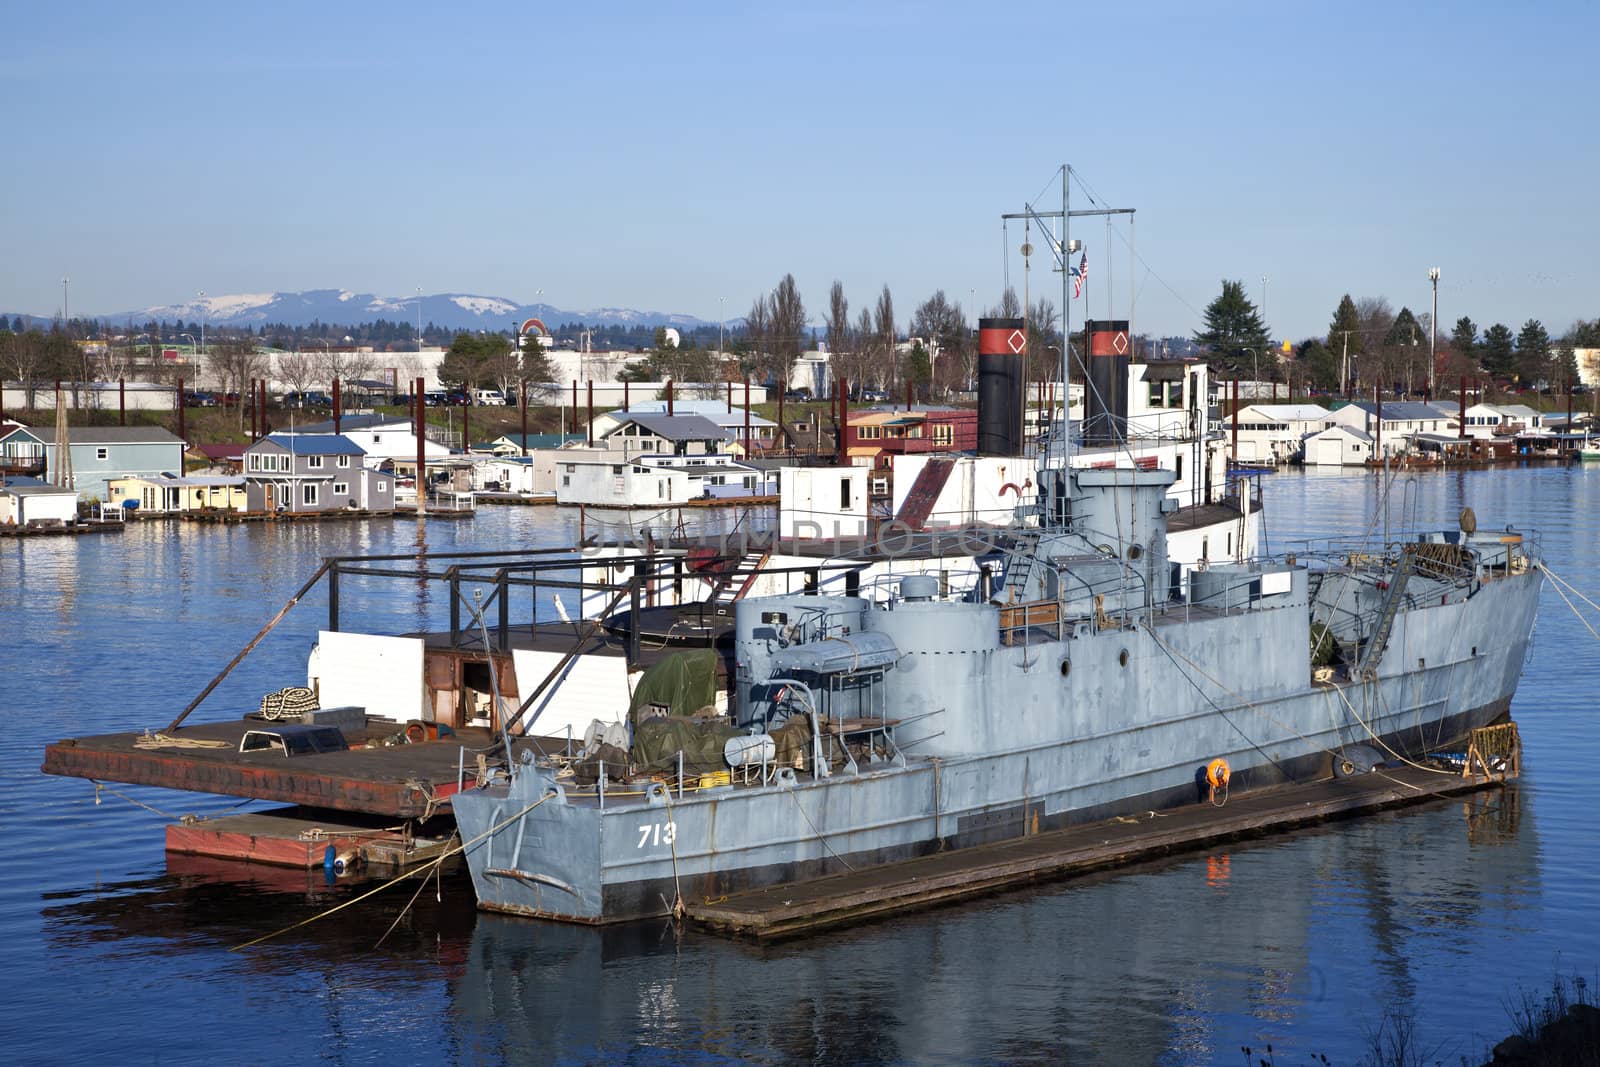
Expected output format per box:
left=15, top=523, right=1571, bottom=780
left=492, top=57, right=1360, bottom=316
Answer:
left=1428, top=268, right=1440, bottom=398
left=198, top=291, right=206, bottom=359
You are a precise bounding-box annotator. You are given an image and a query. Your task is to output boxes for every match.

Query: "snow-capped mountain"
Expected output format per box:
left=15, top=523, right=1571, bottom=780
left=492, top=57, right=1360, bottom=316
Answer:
left=105, top=289, right=710, bottom=332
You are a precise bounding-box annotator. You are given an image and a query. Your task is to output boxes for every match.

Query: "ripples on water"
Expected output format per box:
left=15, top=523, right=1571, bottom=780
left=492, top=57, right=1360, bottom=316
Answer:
left=2, top=469, right=1596, bottom=1065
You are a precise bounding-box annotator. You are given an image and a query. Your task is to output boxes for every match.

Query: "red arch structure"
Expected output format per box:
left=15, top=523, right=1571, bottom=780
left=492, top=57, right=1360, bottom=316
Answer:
left=519, top=317, right=550, bottom=338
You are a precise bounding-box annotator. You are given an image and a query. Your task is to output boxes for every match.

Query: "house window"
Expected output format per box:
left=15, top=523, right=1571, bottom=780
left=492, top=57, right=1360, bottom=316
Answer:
left=859, top=425, right=880, bottom=440
left=308, top=455, right=324, bottom=469
left=333, top=482, right=348, bottom=495
left=96, top=447, right=108, bottom=460
left=337, top=455, right=350, bottom=468
left=931, top=424, right=954, bottom=446
left=303, top=483, right=319, bottom=506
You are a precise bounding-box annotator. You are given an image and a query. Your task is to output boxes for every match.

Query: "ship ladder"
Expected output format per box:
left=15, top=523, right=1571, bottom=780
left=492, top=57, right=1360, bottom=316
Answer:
left=1000, top=529, right=1043, bottom=603
left=1356, top=547, right=1417, bottom=680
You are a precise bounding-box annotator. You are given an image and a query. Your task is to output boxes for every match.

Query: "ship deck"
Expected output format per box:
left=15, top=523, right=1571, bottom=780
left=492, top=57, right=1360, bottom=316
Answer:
left=687, top=764, right=1509, bottom=940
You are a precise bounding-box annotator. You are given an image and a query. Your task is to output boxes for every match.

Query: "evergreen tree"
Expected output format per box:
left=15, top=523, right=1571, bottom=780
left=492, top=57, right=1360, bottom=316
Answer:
left=1326, top=294, right=1362, bottom=355
left=904, top=342, right=932, bottom=399
left=1450, top=316, right=1478, bottom=360
left=518, top=336, right=555, bottom=387
left=1193, top=280, right=1270, bottom=373
left=1295, top=339, right=1341, bottom=391
left=1514, top=319, right=1551, bottom=386
left=1554, top=337, right=1580, bottom=392
left=1480, top=323, right=1516, bottom=380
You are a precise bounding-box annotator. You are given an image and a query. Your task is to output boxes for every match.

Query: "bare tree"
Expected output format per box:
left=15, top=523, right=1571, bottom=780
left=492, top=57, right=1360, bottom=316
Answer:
left=276, top=351, right=319, bottom=397
left=211, top=340, right=267, bottom=429
left=768, top=274, right=807, bottom=390
left=986, top=287, right=1023, bottom=320
left=317, top=348, right=377, bottom=396
left=1356, top=296, right=1396, bottom=394
left=1026, top=298, right=1061, bottom=382
left=836, top=306, right=877, bottom=393
left=825, top=281, right=850, bottom=359
left=743, top=295, right=770, bottom=381
left=874, top=285, right=896, bottom=386
left=912, top=290, right=970, bottom=397
left=0, top=330, right=44, bottom=409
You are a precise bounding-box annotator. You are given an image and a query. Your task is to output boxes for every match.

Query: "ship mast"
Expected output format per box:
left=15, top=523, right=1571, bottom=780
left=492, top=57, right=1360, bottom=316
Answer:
left=1001, top=164, right=1135, bottom=529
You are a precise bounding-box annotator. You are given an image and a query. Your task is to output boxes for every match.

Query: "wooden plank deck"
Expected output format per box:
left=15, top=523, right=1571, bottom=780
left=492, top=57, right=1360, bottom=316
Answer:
left=687, top=766, right=1505, bottom=941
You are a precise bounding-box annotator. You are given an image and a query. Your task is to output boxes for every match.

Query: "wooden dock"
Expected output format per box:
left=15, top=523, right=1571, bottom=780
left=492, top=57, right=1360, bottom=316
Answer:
left=687, top=766, right=1506, bottom=941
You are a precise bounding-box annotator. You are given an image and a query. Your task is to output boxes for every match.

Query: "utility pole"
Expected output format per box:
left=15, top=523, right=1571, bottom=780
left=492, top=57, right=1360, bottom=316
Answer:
left=1341, top=331, right=1352, bottom=398
left=1428, top=268, right=1440, bottom=398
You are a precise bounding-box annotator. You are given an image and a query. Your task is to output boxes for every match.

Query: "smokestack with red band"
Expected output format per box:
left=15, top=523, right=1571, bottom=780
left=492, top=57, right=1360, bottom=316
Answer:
left=1083, top=319, right=1131, bottom=446
left=977, top=317, right=1026, bottom=457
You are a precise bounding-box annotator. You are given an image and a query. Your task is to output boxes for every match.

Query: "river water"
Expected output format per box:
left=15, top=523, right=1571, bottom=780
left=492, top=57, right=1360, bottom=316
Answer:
left=3, top=467, right=1597, bottom=1066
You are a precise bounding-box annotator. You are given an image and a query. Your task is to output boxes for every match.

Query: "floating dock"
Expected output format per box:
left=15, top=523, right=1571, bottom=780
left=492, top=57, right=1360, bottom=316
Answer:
left=687, top=765, right=1507, bottom=941
left=42, top=718, right=553, bottom=819
left=165, top=807, right=455, bottom=872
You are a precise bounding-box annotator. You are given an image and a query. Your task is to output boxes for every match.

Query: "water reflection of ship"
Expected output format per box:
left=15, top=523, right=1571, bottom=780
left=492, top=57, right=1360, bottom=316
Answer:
left=449, top=787, right=1538, bottom=1065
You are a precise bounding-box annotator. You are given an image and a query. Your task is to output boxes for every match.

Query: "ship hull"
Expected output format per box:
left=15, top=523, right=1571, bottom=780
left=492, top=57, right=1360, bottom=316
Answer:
left=453, top=566, right=1539, bottom=925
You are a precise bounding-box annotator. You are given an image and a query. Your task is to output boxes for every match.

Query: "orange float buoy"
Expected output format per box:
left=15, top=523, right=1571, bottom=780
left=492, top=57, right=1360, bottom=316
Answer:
left=1206, top=758, right=1231, bottom=804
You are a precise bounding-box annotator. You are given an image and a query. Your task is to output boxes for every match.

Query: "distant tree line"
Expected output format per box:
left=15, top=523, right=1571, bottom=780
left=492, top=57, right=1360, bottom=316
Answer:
left=1193, top=280, right=1591, bottom=398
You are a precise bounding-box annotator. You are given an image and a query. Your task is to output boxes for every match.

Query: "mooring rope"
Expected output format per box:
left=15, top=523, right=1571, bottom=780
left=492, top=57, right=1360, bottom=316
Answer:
left=1539, top=563, right=1600, bottom=644
left=133, top=731, right=230, bottom=751
left=232, top=791, right=554, bottom=952
left=787, top=782, right=857, bottom=873
left=375, top=831, right=458, bottom=948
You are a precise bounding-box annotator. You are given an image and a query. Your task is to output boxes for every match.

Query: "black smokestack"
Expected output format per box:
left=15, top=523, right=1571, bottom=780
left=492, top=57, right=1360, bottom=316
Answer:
left=1084, top=320, right=1130, bottom=446
left=978, top=317, right=1026, bottom=456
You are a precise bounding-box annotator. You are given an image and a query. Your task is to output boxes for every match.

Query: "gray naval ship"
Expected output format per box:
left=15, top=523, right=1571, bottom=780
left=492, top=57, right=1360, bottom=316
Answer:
left=451, top=456, right=1544, bottom=924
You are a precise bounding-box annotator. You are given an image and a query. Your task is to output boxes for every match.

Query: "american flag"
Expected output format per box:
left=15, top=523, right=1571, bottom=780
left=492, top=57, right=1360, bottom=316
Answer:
left=1072, top=253, right=1087, bottom=299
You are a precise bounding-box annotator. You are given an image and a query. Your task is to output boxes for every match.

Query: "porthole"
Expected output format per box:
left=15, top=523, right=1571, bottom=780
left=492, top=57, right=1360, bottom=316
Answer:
left=1128, top=544, right=1144, bottom=561
left=1118, top=648, right=1130, bottom=668
left=1059, top=658, right=1071, bottom=678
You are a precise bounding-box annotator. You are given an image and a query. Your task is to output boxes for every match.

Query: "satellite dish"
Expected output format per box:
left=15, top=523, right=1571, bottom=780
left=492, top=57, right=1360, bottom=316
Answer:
left=1459, top=507, right=1477, bottom=535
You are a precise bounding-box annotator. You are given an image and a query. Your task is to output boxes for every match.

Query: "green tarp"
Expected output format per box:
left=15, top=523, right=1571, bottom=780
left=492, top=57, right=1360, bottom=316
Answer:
left=627, top=648, right=720, bottom=728
left=632, top=716, right=741, bottom=775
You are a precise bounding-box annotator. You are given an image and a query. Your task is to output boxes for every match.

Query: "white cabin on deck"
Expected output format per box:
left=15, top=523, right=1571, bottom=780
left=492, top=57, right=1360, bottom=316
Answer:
left=779, top=466, right=871, bottom=538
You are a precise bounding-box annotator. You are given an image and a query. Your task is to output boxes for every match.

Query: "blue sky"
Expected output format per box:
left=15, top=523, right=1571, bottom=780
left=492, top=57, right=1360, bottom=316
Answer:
left=4, top=0, right=1597, bottom=341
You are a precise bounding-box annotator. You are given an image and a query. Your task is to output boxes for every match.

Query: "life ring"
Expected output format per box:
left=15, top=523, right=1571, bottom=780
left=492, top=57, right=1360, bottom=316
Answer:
left=1206, top=758, right=1230, bottom=804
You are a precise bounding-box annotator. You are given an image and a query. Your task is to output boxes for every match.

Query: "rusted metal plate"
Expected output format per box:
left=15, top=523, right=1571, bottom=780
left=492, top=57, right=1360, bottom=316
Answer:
left=43, top=740, right=440, bottom=817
